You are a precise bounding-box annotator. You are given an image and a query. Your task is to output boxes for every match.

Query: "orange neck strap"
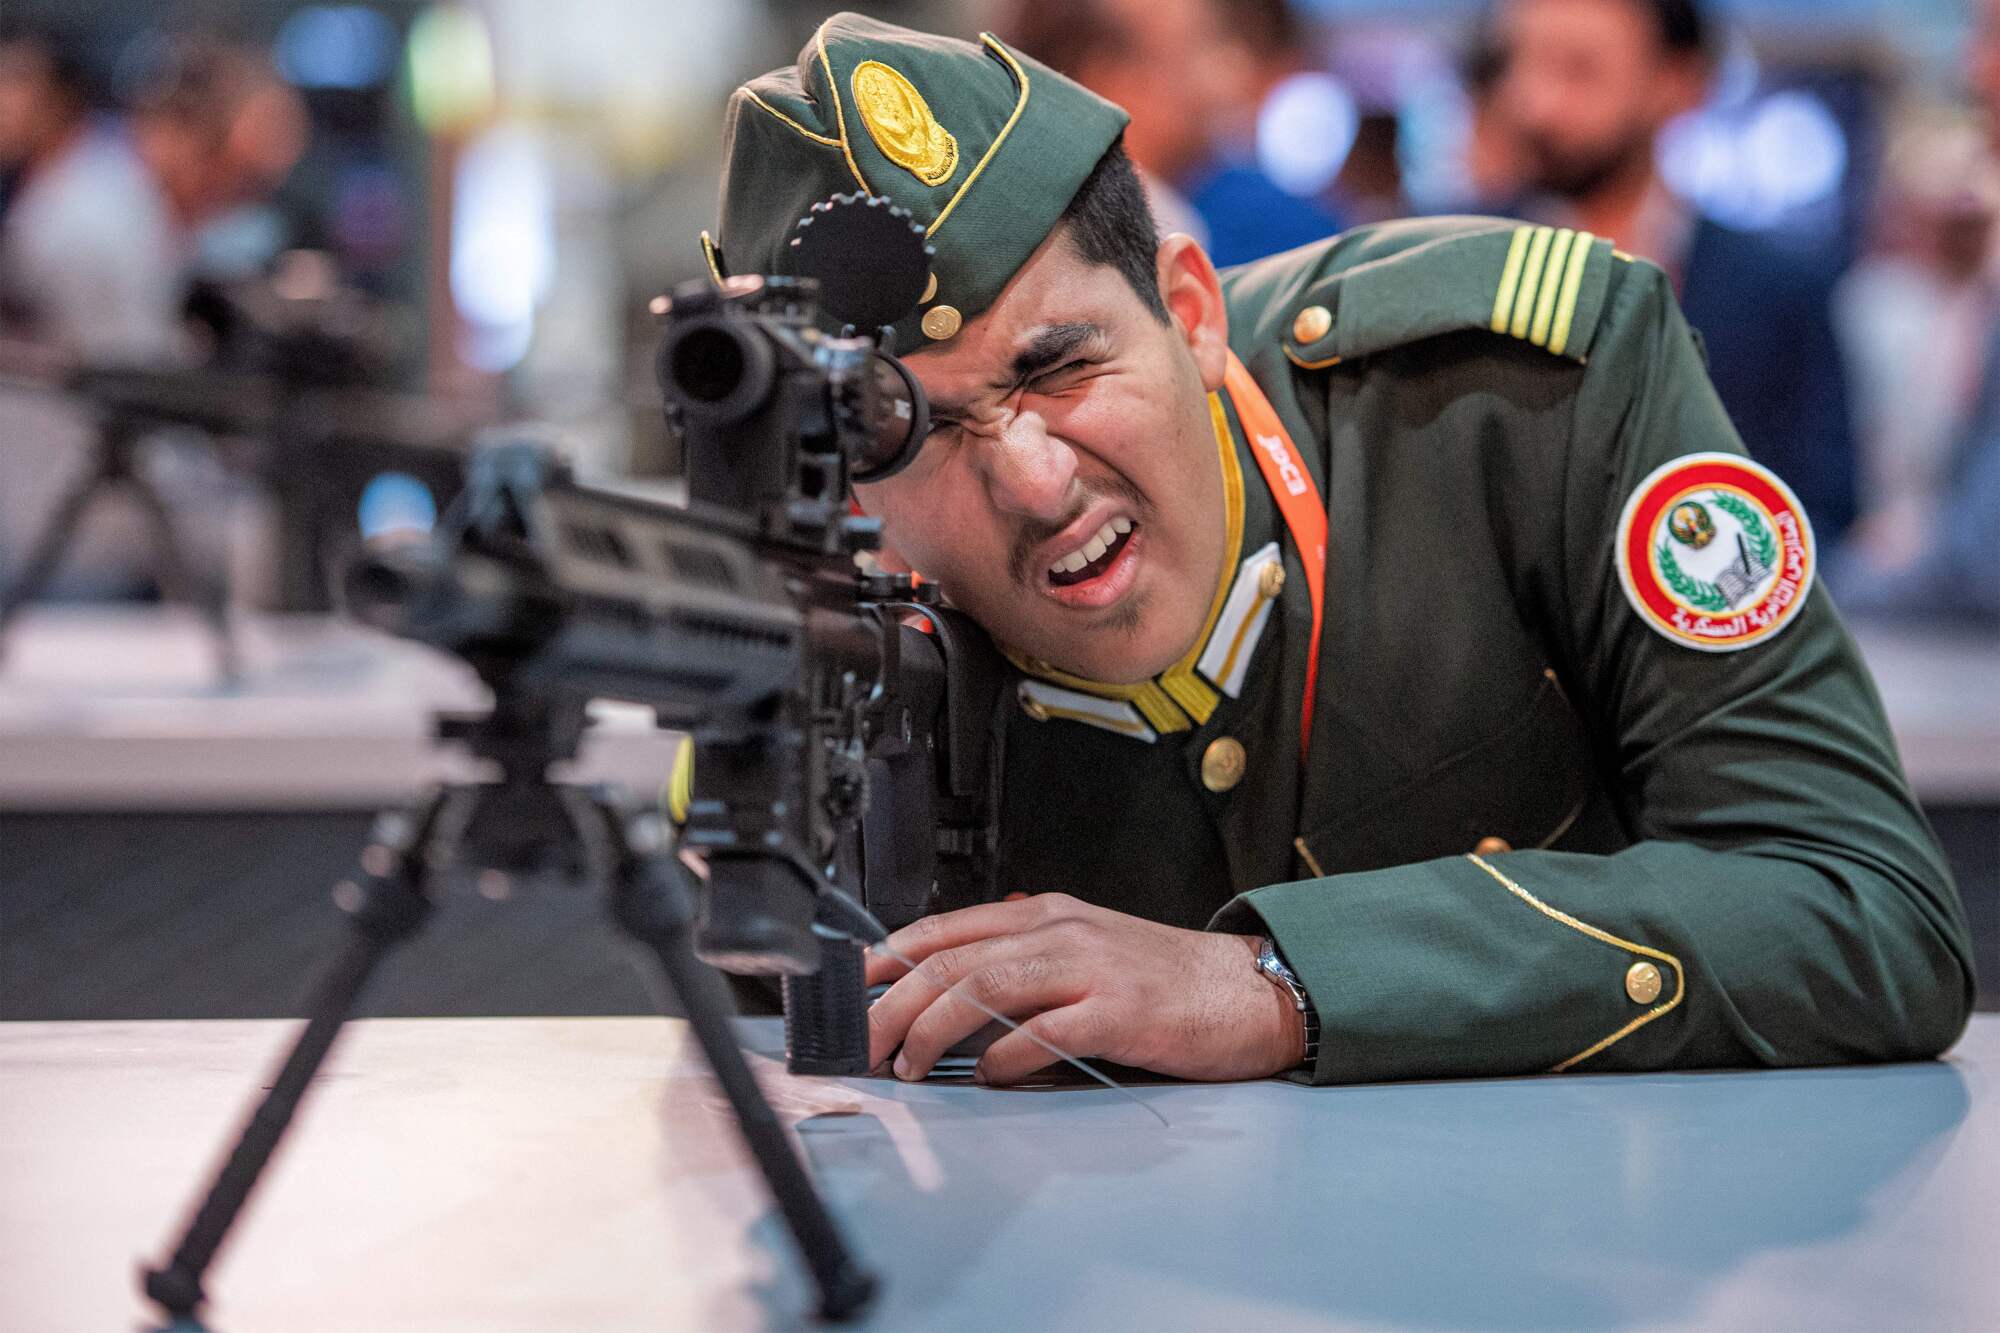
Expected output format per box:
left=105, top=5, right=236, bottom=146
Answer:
left=1222, top=352, right=1327, bottom=761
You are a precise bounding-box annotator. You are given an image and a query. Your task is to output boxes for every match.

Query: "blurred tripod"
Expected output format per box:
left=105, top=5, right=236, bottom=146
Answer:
left=138, top=690, right=877, bottom=1328
left=0, top=391, right=238, bottom=682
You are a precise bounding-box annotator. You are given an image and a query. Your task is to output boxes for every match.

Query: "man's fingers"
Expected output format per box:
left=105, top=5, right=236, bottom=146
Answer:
left=862, top=893, right=1078, bottom=987
left=890, top=948, right=1081, bottom=1079
left=866, top=927, right=1081, bottom=1071
left=974, top=1002, right=1115, bottom=1086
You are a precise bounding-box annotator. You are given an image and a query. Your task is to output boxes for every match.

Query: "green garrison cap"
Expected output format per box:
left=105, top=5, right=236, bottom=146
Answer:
left=708, top=13, right=1130, bottom=355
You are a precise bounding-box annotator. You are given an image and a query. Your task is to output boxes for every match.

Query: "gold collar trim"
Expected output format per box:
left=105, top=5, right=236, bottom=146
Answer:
left=1008, top=391, right=1246, bottom=734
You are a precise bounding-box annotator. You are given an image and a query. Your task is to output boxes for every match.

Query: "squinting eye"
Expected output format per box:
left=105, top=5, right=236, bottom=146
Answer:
left=1030, top=360, right=1090, bottom=391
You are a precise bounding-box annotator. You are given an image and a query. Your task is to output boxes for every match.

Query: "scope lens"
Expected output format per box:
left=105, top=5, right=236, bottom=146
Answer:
left=850, top=351, right=930, bottom=483
left=670, top=327, right=746, bottom=404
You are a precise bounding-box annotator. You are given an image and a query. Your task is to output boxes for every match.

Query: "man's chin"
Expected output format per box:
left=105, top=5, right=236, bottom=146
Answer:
left=1020, top=594, right=1201, bottom=685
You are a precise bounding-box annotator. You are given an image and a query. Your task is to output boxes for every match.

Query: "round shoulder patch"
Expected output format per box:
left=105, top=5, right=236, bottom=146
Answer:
left=1615, top=452, right=1815, bottom=652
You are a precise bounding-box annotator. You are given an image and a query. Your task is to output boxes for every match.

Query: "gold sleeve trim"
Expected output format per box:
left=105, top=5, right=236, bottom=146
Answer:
left=699, top=230, right=725, bottom=286
left=814, top=20, right=874, bottom=195
left=925, top=35, right=1032, bottom=240
left=1465, top=853, right=1685, bottom=1073
left=740, top=87, right=841, bottom=148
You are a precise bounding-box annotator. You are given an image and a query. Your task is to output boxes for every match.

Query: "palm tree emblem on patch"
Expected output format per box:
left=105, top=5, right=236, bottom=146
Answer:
left=1616, top=453, right=1815, bottom=652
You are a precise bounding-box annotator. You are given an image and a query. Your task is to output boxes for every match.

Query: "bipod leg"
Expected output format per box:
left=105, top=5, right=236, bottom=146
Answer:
left=607, top=809, right=878, bottom=1323
left=140, top=790, right=450, bottom=1324
left=0, top=431, right=115, bottom=640
left=120, top=435, right=239, bottom=687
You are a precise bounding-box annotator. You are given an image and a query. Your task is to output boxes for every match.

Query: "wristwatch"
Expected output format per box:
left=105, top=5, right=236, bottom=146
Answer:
left=1254, top=936, right=1320, bottom=1069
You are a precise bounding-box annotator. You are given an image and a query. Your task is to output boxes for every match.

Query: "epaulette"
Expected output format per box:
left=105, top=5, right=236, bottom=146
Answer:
left=1279, top=219, right=1620, bottom=371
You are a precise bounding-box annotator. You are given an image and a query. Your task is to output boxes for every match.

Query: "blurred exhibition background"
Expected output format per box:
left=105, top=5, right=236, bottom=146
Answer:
left=0, top=0, right=1994, bottom=1021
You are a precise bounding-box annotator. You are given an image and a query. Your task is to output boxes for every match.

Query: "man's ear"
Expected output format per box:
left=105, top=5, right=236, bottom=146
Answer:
left=1157, top=233, right=1230, bottom=393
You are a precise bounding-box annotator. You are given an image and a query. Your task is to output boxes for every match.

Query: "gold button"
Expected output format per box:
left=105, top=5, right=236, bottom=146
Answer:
left=1201, top=737, right=1247, bottom=792
left=921, top=305, right=962, bottom=340
left=921, top=271, right=938, bottom=303
left=1292, top=304, right=1333, bottom=343
left=1473, top=836, right=1511, bottom=856
left=1017, top=686, right=1050, bottom=723
left=1258, top=562, right=1286, bottom=599
left=1625, top=961, right=1664, bottom=1005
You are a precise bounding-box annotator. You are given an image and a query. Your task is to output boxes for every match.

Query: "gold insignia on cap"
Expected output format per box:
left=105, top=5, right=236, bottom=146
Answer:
left=921, top=272, right=938, bottom=303
left=921, top=305, right=962, bottom=340
left=851, top=60, right=959, bottom=187
left=1292, top=305, right=1332, bottom=343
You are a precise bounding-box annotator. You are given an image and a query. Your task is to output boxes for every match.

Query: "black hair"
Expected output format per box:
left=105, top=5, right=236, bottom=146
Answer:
left=1058, top=138, right=1169, bottom=322
left=1478, top=0, right=1713, bottom=65
left=0, top=22, right=97, bottom=112
left=1646, top=0, right=1712, bottom=60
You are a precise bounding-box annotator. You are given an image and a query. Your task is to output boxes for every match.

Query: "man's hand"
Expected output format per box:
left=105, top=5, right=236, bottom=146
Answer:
left=862, top=893, right=1307, bottom=1085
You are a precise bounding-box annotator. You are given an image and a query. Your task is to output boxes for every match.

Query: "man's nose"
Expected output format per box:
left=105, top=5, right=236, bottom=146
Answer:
left=975, top=409, right=1078, bottom=521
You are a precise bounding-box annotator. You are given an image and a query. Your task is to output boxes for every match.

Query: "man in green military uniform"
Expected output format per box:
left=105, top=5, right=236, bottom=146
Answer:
left=705, top=14, right=1974, bottom=1085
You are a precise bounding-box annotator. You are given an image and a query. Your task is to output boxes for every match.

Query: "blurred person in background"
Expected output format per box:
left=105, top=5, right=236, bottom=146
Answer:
left=127, top=37, right=308, bottom=279
left=1485, top=0, right=1859, bottom=541
left=1830, top=0, right=2000, bottom=623
left=0, top=33, right=306, bottom=603
left=0, top=25, right=182, bottom=363
left=1835, top=113, right=2000, bottom=570
left=1455, top=24, right=1533, bottom=212
left=990, top=0, right=1344, bottom=265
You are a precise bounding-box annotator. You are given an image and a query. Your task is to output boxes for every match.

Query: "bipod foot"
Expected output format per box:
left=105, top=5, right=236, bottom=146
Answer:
left=606, top=807, right=880, bottom=1323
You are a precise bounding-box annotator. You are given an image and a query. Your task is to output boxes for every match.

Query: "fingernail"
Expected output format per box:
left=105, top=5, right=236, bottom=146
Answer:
left=971, top=1067, right=988, bottom=1085
left=893, top=1052, right=912, bottom=1080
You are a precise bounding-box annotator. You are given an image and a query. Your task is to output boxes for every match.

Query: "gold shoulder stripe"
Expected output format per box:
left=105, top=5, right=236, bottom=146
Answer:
left=1508, top=225, right=1555, bottom=341
left=1465, top=853, right=1685, bottom=1072
left=1491, top=225, right=1533, bottom=333
left=814, top=19, right=873, bottom=195
left=926, top=35, right=1031, bottom=239
left=740, top=87, right=841, bottom=148
left=1528, top=228, right=1576, bottom=347
left=1547, top=231, right=1595, bottom=356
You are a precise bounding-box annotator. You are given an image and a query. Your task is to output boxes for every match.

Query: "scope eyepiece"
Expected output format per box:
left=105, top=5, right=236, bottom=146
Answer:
left=846, top=348, right=928, bottom=484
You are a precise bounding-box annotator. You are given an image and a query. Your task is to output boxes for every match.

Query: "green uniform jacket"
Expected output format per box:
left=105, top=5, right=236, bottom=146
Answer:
left=995, top=217, right=1975, bottom=1084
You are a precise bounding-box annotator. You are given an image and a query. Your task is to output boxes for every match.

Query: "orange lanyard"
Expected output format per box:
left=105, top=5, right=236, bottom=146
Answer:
left=1222, top=352, right=1327, bottom=762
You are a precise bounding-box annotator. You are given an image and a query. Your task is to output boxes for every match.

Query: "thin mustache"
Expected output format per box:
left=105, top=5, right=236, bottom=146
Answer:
left=1009, top=477, right=1148, bottom=585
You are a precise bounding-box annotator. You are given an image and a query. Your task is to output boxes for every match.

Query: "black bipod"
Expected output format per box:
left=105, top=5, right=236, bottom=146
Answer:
left=139, top=763, right=877, bottom=1327
left=0, top=407, right=238, bottom=684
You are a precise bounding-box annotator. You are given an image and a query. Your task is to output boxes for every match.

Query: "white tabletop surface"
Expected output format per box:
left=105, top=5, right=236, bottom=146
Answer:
left=0, top=608, right=682, bottom=807
left=0, top=609, right=1994, bottom=808
left=2, top=1014, right=1996, bottom=1332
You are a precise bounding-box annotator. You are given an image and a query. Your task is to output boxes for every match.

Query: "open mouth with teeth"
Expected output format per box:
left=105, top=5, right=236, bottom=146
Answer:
left=1048, top=516, right=1135, bottom=588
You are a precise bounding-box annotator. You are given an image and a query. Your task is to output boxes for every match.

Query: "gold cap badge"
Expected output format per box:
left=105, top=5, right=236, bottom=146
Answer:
left=921, top=305, right=962, bottom=340
left=852, top=60, right=959, bottom=187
